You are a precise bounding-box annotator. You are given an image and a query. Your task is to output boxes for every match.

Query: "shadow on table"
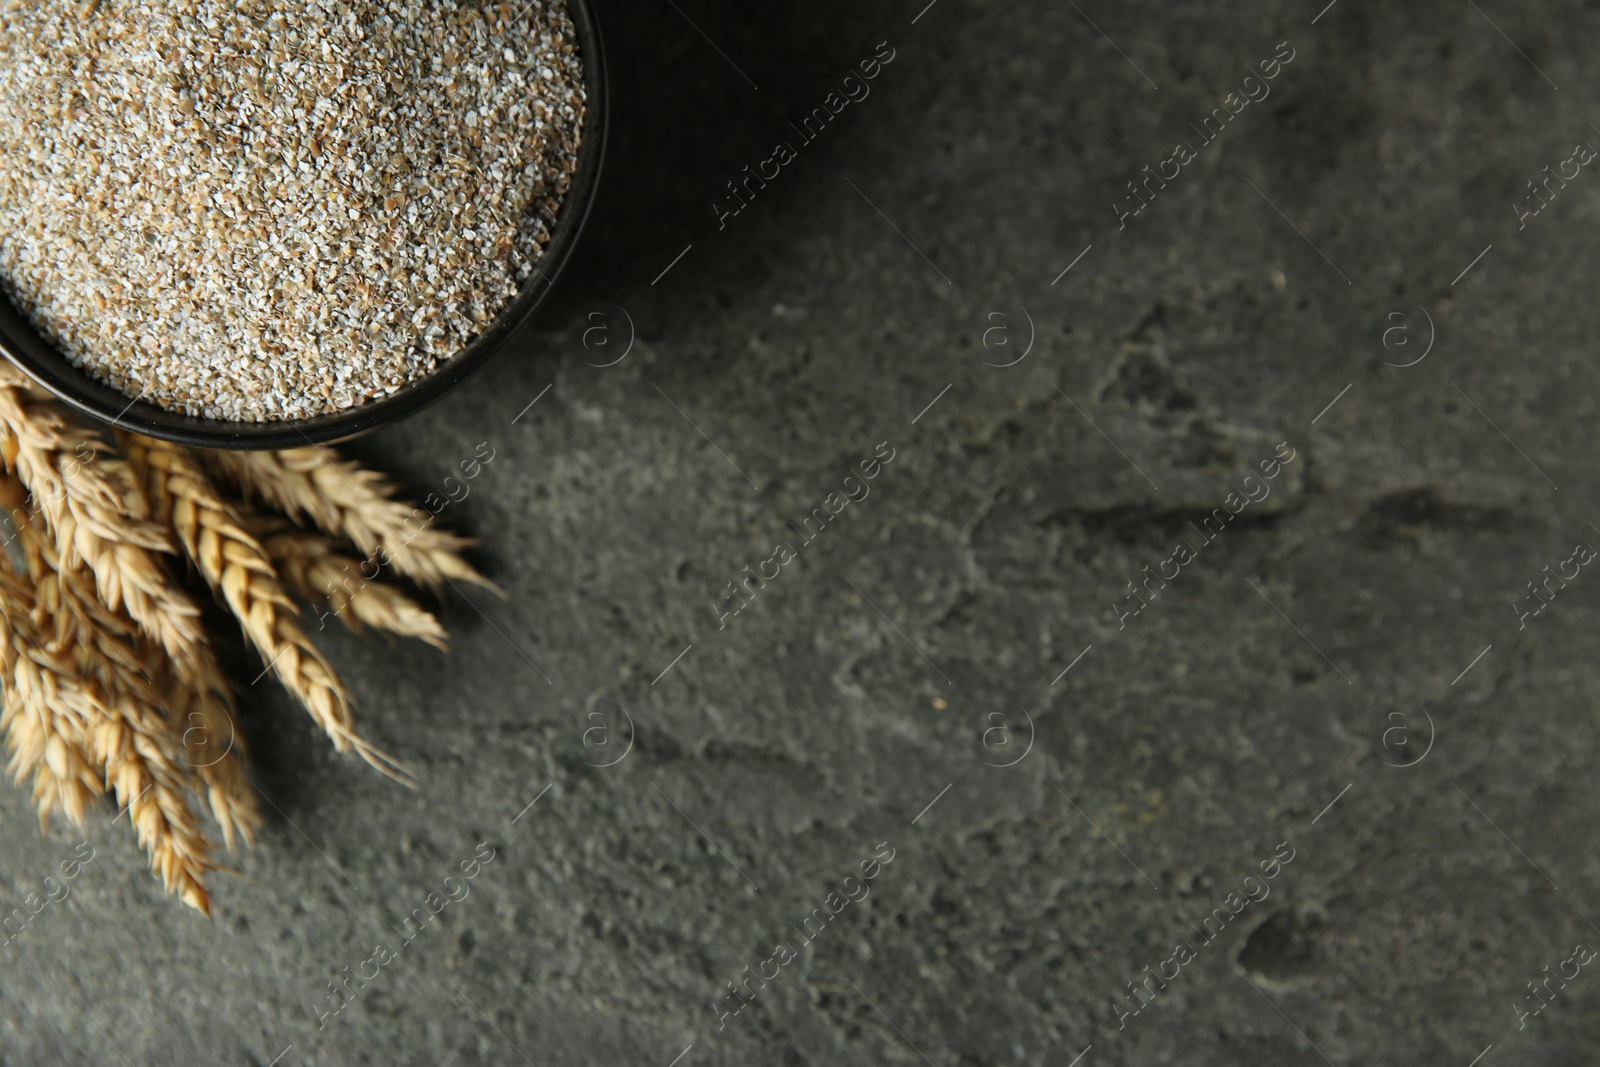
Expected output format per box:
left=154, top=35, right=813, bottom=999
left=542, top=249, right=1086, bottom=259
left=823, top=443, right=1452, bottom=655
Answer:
left=549, top=0, right=888, bottom=309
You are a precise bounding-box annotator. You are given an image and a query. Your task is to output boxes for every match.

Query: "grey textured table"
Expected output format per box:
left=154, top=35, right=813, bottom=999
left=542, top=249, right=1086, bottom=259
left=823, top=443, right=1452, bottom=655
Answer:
left=4, top=2, right=1600, bottom=1064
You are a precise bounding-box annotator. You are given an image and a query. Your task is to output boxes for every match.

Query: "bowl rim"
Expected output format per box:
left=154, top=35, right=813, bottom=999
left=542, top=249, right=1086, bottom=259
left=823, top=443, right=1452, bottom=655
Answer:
left=0, top=0, right=608, bottom=450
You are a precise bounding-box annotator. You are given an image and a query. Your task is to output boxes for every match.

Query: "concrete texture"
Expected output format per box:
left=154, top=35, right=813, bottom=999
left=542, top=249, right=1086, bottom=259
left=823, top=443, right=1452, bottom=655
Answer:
left=5, top=1, right=1600, bottom=1064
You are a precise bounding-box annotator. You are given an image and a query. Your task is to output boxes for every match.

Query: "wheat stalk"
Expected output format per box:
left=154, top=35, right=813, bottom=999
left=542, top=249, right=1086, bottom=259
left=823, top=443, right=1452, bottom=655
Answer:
left=0, top=374, right=491, bottom=910
left=252, top=517, right=448, bottom=650
left=121, top=435, right=413, bottom=786
left=202, top=446, right=497, bottom=594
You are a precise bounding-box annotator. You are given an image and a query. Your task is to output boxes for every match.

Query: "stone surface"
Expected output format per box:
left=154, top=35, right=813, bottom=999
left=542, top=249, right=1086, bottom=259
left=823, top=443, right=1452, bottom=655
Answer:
left=4, top=1, right=1600, bottom=1064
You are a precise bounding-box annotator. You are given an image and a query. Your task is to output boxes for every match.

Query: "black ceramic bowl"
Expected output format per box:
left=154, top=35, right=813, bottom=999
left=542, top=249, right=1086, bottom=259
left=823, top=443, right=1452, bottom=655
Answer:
left=0, top=2, right=606, bottom=451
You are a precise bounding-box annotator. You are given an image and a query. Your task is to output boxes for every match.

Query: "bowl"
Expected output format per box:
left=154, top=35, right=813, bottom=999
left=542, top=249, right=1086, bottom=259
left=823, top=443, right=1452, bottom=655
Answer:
left=0, top=0, right=607, bottom=451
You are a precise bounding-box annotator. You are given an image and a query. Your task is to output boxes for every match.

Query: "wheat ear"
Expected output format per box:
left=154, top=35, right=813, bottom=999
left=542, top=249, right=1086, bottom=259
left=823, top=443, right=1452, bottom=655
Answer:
left=251, top=517, right=448, bottom=650
left=0, top=562, right=102, bottom=833
left=0, top=565, right=214, bottom=913
left=0, top=459, right=260, bottom=850
left=121, top=435, right=412, bottom=786
left=202, top=446, right=497, bottom=594
left=0, top=366, right=215, bottom=681
left=0, top=435, right=259, bottom=851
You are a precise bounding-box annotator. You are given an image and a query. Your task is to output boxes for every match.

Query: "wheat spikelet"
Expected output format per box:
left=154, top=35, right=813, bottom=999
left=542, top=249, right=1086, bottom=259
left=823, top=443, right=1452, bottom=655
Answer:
left=252, top=517, right=448, bottom=650
left=122, top=435, right=412, bottom=786
left=0, top=470, right=259, bottom=850
left=0, top=366, right=214, bottom=682
left=161, top=659, right=259, bottom=848
left=0, top=566, right=214, bottom=913
left=202, top=446, right=496, bottom=594
left=90, top=707, right=216, bottom=915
